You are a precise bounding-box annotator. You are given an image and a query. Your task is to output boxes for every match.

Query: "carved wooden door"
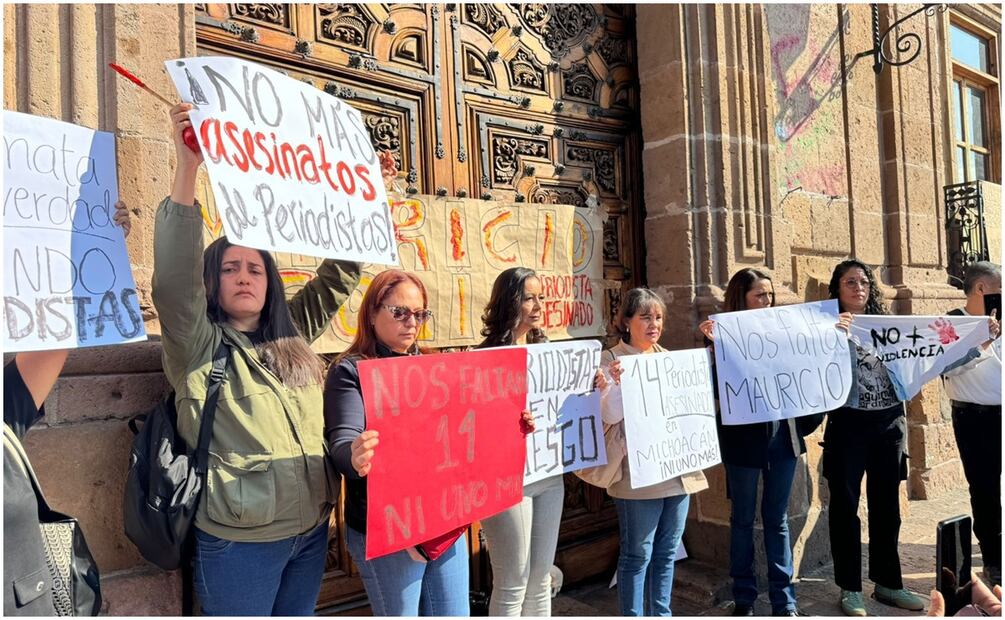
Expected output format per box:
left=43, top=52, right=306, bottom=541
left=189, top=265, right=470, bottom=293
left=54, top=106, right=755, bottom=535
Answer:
left=194, top=3, right=642, bottom=613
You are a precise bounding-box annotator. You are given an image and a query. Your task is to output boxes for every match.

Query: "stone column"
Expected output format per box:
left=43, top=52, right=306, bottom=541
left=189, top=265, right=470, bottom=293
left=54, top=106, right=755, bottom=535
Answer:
left=3, top=3, right=196, bottom=614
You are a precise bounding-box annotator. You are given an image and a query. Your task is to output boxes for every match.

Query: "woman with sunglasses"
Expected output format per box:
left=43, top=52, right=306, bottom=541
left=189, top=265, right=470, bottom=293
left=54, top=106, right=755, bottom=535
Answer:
left=326, top=269, right=537, bottom=616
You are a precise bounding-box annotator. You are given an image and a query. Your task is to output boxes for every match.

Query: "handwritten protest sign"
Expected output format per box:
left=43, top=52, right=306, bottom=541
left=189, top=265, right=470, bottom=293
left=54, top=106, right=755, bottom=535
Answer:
left=619, top=349, right=720, bottom=489
left=2, top=111, right=146, bottom=351
left=165, top=56, right=395, bottom=264
left=194, top=181, right=606, bottom=350
left=849, top=314, right=990, bottom=401
left=359, top=348, right=528, bottom=559
left=712, top=300, right=851, bottom=425
left=522, top=340, right=605, bottom=484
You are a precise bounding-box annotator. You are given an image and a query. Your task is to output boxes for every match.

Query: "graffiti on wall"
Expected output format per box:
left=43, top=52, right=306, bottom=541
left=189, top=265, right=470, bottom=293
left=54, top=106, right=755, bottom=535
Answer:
left=766, top=5, right=850, bottom=197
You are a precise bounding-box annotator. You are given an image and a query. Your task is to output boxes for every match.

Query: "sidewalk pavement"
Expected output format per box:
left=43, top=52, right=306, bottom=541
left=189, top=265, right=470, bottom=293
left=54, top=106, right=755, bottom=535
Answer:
left=553, top=486, right=984, bottom=617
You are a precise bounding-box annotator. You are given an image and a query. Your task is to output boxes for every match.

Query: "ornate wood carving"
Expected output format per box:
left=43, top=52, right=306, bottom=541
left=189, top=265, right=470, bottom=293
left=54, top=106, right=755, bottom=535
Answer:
left=363, top=112, right=402, bottom=170
left=566, top=145, right=617, bottom=194
left=516, top=4, right=599, bottom=58
left=390, top=32, right=425, bottom=66
left=317, top=4, right=377, bottom=49
left=530, top=184, right=588, bottom=208
left=563, top=62, right=599, bottom=102
left=230, top=3, right=289, bottom=28
left=596, top=34, right=629, bottom=67
left=463, top=46, right=494, bottom=85
left=492, top=135, right=549, bottom=185
left=603, top=216, right=620, bottom=262
left=507, top=47, right=547, bottom=94
left=463, top=3, right=506, bottom=38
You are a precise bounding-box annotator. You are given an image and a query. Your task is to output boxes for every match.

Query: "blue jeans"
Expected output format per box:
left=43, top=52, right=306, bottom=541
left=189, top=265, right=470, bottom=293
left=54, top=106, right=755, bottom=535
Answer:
left=614, top=494, right=690, bottom=616
left=345, top=526, right=470, bottom=616
left=725, top=429, right=798, bottom=614
left=193, top=521, right=329, bottom=616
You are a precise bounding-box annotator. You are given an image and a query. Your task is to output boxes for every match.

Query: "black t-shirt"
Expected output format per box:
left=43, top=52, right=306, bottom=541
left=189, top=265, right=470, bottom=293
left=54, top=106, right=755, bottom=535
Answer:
left=3, top=361, right=58, bottom=616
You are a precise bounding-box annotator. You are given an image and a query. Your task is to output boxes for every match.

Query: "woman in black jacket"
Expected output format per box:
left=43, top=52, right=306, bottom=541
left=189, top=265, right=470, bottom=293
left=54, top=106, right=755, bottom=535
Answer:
left=700, top=268, right=826, bottom=617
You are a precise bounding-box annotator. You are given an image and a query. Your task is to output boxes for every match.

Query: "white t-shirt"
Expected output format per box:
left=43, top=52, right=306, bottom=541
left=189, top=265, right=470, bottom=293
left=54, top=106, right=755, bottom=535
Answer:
left=943, top=308, right=1002, bottom=406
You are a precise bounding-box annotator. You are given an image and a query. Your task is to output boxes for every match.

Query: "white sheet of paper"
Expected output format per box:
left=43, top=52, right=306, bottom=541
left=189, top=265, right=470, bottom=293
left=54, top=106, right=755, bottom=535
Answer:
left=619, top=348, right=720, bottom=489
left=520, top=340, right=607, bottom=484
left=3, top=111, right=147, bottom=351
left=165, top=56, right=397, bottom=265
left=849, top=314, right=991, bottom=401
left=712, top=300, right=852, bottom=425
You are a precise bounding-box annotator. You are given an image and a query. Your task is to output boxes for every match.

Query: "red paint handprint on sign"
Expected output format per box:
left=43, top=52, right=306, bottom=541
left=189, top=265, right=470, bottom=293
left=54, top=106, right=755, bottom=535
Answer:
left=929, top=318, right=960, bottom=344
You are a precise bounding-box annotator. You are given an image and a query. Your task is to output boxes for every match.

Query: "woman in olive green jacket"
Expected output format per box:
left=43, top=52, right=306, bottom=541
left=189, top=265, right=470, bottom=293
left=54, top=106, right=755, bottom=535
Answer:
left=152, top=103, right=361, bottom=616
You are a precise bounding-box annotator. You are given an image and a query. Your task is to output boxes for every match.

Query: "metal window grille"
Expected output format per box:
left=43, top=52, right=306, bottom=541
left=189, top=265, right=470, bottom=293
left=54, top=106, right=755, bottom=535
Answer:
left=945, top=180, right=990, bottom=289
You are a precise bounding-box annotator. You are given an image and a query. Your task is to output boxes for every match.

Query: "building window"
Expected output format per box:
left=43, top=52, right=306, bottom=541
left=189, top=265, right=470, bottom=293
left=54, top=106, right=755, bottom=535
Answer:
left=949, top=16, right=1000, bottom=184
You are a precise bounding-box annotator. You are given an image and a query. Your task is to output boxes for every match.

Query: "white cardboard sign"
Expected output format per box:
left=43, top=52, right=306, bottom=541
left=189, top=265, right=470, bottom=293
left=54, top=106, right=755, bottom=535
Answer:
left=712, top=300, right=851, bottom=425
left=620, top=348, right=720, bottom=489
left=3, top=111, right=147, bottom=351
left=165, top=56, right=397, bottom=265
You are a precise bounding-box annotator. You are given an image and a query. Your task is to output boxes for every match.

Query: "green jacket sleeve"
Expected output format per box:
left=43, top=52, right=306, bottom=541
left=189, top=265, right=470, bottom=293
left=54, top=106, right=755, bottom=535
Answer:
left=151, top=197, right=216, bottom=387
left=287, top=259, right=362, bottom=344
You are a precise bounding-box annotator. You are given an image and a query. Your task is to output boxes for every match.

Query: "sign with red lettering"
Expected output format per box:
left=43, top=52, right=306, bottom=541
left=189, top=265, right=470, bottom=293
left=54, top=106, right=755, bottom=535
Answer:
left=359, top=348, right=529, bottom=559
left=165, top=56, right=396, bottom=265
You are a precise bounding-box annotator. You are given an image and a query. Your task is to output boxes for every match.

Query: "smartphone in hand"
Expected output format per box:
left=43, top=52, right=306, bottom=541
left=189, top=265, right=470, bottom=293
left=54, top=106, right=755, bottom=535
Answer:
left=937, top=515, right=974, bottom=616
left=984, top=293, right=1001, bottom=320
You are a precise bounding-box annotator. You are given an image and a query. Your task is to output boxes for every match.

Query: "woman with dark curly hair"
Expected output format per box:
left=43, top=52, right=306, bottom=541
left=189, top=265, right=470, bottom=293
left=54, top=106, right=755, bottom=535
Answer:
left=475, top=266, right=604, bottom=616
left=823, top=259, right=924, bottom=617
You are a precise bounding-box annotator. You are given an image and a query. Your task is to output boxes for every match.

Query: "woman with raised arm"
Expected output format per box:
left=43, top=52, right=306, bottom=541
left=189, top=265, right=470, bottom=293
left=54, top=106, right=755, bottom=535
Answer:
left=153, top=103, right=361, bottom=616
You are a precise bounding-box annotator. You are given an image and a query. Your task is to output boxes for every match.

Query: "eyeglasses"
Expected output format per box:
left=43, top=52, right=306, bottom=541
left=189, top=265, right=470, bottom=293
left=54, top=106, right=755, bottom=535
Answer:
left=841, top=279, right=871, bottom=290
left=381, top=304, right=433, bottom=324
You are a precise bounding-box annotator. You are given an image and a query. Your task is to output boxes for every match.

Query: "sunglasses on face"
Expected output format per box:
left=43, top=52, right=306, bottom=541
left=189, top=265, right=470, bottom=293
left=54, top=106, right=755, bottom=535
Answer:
left=382, top=304, right=433, bottom=324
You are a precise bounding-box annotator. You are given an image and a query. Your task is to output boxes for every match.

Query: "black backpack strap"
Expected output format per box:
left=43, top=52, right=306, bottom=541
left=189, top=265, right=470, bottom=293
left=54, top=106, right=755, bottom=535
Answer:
left=193, top=340, right=231, bottom=476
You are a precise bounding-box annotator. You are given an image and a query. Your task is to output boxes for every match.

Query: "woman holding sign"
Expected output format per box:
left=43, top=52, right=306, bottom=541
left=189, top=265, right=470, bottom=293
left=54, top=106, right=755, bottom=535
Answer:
left=699, top=268, right=825, bottom=617
left=600, top=288, right=708, bottom=616
left=822, top=259, right=925, bottom=616
left=153, top=104, right=362, bottom=616
left=325, top=270, right=470, bottom=616
left=475, top=267, right=606, bottom=617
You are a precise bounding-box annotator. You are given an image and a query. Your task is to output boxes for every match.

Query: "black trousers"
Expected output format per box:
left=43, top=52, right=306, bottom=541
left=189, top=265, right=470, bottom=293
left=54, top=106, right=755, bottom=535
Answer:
left=952, top=403, right=1002, bottom=569
left=822, top=405, right=907, bottom=592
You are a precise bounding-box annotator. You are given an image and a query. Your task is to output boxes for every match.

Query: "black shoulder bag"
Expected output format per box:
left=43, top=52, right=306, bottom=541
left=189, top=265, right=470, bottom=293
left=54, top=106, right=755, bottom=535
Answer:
left=3, top=425, right=102, bottom=616
left=122, top=341, right=229, bottom=572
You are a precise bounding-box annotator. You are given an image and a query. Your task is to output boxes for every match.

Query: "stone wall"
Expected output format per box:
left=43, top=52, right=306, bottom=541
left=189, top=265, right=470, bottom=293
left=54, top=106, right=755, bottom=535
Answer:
left=635, top=2, right=1001, bottom=573
left=3, top=3, right=197, bottom=614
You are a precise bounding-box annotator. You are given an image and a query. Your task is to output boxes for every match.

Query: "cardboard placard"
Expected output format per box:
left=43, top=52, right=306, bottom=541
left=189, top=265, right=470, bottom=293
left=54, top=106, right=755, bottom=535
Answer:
left=712, top=300, right=851, bottom=425
left=360, top=348, right=528, bottom=559
left=3, top=111, right=146, bottom=351
left=165, top=56, right=396, bottom=265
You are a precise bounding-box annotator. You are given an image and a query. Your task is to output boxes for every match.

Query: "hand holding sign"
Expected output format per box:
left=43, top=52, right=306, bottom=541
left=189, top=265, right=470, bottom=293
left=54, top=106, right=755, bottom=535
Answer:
left=350, top=429, right=380, bottom=477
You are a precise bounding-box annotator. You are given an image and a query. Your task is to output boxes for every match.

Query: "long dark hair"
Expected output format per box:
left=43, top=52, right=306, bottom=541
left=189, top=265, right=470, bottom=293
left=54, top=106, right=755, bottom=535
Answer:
left=478, top=267, right=547, bottom=348
left=338, top=269, right=429, bottom=360
left=203, top=236, right=325, bottom=387
left=723, top=268, right=774, bottom=312
left=828, top=258, right=888, bottom=315
left=614, top=287, right=666, bottom=344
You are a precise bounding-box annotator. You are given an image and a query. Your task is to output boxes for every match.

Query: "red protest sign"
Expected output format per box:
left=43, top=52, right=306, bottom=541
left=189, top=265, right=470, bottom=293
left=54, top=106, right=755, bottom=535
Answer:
left=359, top=348, right=529, bottom=559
